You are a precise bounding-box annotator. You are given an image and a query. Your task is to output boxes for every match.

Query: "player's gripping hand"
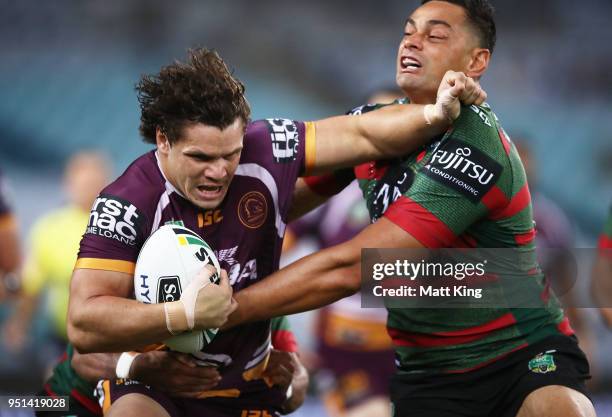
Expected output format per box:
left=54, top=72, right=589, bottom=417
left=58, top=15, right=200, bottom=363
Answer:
left=262, top=349, right=296, bottom=390
left=425, top=70, right=487, bottom=124
left=164, top=266, right=236, bottom=334
left=131, top=351, right=221, bottom=398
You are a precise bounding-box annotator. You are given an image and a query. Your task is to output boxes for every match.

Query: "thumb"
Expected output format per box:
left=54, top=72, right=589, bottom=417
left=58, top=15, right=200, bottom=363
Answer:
left=218, top=269, right=231, bottom=291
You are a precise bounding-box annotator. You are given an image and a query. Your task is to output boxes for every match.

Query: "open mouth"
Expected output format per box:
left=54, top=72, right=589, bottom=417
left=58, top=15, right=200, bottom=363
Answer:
left=400, top=56, right=422, bottom=70
left=197, top=185, right=223, bottom=197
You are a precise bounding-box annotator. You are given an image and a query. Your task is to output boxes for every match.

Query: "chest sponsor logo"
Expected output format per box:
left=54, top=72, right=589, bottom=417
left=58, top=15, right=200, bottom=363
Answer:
left=421, top=140, right=502, bottom=203
left=238, top=191, right=268, bottom=229
left=198, top=210, right=223, bottom=227
left=369, top=164, right=415, bottom=222
left=157, top=276, right=182, bottom=303
left=216, top=246, right=258, bottom=286
left=266, top=118, right=299, bottom=163
left=86, top=195, right=144, bottom=245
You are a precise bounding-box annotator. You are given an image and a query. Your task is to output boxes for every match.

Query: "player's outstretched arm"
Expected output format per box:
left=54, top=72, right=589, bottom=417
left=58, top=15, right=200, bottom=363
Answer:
left=68, top=266, right=235, bottom=352
left=309, top=71, right=486, bottom=175
left=227, top=217, right=423, bottom=326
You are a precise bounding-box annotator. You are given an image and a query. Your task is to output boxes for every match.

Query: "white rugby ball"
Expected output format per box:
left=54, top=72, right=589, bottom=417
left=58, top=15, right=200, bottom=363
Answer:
left=134, top=224, right=220, bottom=353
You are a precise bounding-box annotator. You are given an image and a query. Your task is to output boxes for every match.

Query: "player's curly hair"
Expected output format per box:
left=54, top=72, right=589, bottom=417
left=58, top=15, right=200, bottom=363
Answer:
left=136, top=48, right=251, bottom=144
left=422, top=0, right=496, bottom=54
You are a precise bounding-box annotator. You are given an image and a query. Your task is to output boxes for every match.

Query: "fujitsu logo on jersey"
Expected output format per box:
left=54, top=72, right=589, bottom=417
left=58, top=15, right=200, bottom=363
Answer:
left=421, top=140, right=503, bottom=203
left=429, top=146, right=495, bottom=185
left=86, top=195, right=144, bottom=245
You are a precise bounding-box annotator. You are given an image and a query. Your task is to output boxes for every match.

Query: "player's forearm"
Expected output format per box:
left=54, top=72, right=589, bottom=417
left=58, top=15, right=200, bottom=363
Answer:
left=229, top=245, right=361, bottom=327
left=72, top=351, right=121, bottom=382
left=311, top=104, right=446, bottom=175
left=68, top=297, right=170, bottom=353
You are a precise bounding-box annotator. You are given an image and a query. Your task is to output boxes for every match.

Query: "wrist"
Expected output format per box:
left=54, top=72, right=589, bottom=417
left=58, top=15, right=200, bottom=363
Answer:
left=115, top=351, right=140, bottom=379
left=164, top=300, right=189, bottom=334
left=423, top=104, right=450, bottom=127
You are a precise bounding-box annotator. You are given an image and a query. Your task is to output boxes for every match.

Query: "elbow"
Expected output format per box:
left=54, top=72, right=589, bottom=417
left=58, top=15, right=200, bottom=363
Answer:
left=67, top=322, right=95, bottom=354
left=67, top=308, right=98, bottom=354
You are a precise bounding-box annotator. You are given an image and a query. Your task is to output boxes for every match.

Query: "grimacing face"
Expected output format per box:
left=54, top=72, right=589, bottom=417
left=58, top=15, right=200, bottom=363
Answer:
left=396, top=1, right=481, bottom=103
left=157, top=119, right=244, bottom=210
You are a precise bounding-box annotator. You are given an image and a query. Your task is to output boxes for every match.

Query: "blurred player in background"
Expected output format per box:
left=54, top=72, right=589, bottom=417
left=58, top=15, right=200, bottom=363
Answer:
left=284, top=87, right=404, bottom=417
left=228, top=1, right=596, bottom=416
left=0, top=169, right=21, bottom=299
left=66, top=48, right=484, bottom=417
left=36, top=316, right=306, bottom=417
left=3, top=152, right=111, bottom=365
left=592, top=206, right=612, bottom=326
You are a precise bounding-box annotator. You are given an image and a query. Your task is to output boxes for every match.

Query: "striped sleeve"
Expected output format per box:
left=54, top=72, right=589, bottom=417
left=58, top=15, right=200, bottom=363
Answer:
left=270, top=316, right=299, bottom=353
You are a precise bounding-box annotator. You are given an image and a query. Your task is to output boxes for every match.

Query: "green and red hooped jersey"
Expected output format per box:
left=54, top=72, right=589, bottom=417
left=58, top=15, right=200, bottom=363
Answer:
left=352, top=101, right=571, bottom=374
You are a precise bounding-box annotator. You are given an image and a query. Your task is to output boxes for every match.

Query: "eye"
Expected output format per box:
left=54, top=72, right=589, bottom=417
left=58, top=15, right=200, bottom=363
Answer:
left=429, top=32, right=448, bottom=40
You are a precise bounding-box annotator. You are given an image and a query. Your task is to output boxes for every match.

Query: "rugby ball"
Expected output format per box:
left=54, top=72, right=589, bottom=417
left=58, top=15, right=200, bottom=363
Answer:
left=134, top=224, right=220, bottom=353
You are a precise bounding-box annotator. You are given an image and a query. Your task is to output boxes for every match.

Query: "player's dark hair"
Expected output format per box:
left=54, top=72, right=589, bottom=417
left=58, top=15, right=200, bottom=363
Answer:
left=421, top=0, right=496, bottom=53
left=136, top=48, right=251, bottom=145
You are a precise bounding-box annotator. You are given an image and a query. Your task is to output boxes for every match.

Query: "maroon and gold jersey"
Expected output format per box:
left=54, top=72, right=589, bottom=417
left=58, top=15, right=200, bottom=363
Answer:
left=76, top=118, right=314, bottom=399
left=354, top=102, right=570, bottom=373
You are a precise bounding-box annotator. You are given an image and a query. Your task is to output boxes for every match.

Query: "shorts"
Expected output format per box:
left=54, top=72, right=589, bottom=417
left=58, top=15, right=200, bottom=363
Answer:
left=317, top=345, right=395, bottom=411
left=390, top=335, right=591, bottom=417
left=99, top=379, right=285, bottom=417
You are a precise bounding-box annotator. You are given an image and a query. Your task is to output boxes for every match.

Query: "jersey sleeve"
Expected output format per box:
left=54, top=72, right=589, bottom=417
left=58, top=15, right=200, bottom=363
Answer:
left=242, top=119, right=315, bottom=220
left=384, top=106, right=511, bottom=248
left=76, top=188, right=152, bottom=275
left=270, top=316, right=299, bottom=353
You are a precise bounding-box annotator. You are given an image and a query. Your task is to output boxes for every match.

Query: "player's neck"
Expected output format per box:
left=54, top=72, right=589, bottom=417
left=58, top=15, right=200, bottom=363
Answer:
left=405, top=90, right=436, bottom=105
left=155, top=151, right=183, bottom=197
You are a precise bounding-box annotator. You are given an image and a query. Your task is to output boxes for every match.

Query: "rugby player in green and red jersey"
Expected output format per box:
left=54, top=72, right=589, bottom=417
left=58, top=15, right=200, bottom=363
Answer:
left=225, top=1, right=596, bottom=416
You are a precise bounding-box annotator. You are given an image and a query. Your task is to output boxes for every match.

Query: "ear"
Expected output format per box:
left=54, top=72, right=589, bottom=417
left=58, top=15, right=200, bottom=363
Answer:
left=156, top=128, right=171, bottom=154
left=466, top=48, right=491, bottom=79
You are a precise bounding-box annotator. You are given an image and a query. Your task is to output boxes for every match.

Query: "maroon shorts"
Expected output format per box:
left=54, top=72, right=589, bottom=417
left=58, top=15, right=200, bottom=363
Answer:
left=99, top=379, right=285, bottom=417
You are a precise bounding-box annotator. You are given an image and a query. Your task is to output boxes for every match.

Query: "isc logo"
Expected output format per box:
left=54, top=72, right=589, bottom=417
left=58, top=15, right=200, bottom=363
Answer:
left=240, top=411, right=274, bottom=417
left=157, top=276, right=182, bottom=303
left=198, top=210, right=223, bottom=227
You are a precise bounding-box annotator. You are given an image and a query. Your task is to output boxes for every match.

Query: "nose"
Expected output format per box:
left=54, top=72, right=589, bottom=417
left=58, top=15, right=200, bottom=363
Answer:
left=402, top=32, right=424, bottom=51
left=204, top=159, right=228, bottom=181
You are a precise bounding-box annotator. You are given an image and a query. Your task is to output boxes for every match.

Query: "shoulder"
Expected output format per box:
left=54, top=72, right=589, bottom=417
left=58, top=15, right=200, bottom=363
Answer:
left=346, top=98, right=407, bottom=116
left=242, top=119, right=306, bottom=162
